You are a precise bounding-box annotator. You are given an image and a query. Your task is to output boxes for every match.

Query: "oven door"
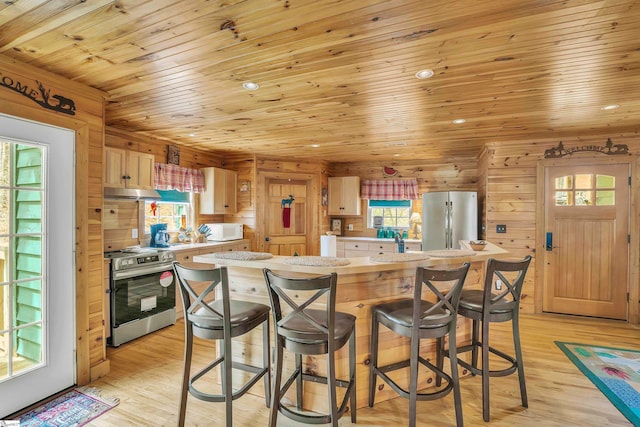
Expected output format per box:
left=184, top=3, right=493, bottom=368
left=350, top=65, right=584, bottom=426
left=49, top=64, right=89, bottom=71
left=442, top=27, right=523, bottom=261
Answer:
left=111, top=264, right=176, bottom=328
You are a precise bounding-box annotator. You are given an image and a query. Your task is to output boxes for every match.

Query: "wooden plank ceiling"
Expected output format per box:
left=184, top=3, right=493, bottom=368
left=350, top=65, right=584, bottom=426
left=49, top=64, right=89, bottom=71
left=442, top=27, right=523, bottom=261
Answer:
left=1, top=0, right=638, bottom=162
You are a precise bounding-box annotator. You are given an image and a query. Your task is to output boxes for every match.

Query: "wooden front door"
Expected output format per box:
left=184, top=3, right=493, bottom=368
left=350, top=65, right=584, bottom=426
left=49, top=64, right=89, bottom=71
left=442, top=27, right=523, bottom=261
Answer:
left=542, top=163, right=629, bottom=320
left=263, top=178, right=309, bottom=256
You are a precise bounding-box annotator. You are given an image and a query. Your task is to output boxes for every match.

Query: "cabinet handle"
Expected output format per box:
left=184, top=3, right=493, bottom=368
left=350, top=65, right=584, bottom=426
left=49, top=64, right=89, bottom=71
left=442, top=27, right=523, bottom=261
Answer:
left=122, top=175, right=127, bottom=179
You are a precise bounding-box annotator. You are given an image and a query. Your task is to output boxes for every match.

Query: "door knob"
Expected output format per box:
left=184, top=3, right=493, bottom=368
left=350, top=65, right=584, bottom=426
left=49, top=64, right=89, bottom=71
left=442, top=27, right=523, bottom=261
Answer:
left=265, top=236, right=270, bottom=242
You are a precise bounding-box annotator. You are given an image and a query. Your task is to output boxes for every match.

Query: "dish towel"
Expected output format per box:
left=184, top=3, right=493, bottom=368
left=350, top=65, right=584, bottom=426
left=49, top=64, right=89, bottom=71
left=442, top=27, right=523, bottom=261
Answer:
left=283, top=206, right=291, bottom=228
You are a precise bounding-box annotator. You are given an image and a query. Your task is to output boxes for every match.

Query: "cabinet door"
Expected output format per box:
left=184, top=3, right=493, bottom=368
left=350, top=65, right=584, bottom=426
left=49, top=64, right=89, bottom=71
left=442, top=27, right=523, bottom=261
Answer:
left=104, top=147, right=126, bottom=188
left=328, top=177, right=345, bottom=215
left=223, top=169, right=237, bottom=213
left=341, top=176, right=361, bottom=215
left=328, top=176, right=360, bottom=215
left=201, top=167, right=237, bottom=214
left=127, top=151, right=154, bottom=190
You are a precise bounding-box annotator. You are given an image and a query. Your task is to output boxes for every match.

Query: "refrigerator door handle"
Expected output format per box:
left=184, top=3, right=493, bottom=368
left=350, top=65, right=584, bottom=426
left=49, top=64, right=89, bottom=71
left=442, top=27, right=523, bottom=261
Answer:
left=447, top=201, right=452, bottom=249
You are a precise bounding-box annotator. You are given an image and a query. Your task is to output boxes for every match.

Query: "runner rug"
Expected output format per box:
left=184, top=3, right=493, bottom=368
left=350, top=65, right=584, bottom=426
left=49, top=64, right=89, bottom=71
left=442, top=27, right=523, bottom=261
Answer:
left=555, top=342, right=640, bottom=426
left=16, top=386, right=119, bottom=427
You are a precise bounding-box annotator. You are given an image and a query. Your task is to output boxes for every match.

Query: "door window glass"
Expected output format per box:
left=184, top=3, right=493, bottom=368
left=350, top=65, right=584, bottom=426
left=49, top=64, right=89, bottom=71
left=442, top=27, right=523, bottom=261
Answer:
left=0, top=141, right=45, bottom=381
left=554, top=174, right=616, bottom=206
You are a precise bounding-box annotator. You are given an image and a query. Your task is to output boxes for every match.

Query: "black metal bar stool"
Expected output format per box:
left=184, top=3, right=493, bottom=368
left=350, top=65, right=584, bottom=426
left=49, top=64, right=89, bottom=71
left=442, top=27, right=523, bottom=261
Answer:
left=369, top=263, right=470, bottom=427
left=454, top=256, right=532, bottom=422
left=173, top=263, right=271, bottom=427
left=263, top=268, right=356, bottom=427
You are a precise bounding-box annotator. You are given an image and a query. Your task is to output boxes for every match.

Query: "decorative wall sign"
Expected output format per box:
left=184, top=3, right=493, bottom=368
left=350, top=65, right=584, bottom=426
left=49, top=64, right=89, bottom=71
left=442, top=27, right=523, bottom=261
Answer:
left=0, top=73, right=76, bottom=115
left=544, top=138, right=630, bottom=158
left=167, top=145, right=180, bottom=165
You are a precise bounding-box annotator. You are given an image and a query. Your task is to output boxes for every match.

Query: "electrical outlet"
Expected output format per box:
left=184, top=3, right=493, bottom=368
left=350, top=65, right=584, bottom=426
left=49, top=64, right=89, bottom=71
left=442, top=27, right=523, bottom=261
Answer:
left=496, top=224, right=507, bottom=233
left=348, top=224, right=354, bottom=231
left=495, top=279, right=503, bottom=290
left=132, top=228, right=138, bottom=239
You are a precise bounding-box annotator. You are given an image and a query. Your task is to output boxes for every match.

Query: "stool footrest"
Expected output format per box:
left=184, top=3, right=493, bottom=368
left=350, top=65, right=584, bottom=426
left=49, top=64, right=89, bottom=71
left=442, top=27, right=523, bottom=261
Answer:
left=373, top=357, right=454, bottom=401
left=276, top=365, right=354, bottom=424
left=189, top=357, right=269, bottom=403
left=456, top=343, right=518, bottom=377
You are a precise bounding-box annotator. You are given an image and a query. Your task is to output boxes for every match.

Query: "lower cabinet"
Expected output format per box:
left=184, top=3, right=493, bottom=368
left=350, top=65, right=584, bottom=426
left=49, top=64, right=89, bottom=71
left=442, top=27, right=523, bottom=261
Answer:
left=339, top=239, right=422, bottom=257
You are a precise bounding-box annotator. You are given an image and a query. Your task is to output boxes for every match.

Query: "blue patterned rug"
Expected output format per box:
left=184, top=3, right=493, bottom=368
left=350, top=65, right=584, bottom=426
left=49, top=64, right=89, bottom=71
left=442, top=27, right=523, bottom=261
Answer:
left=556, top=342, right=640, bottom=426
left=16, top=386, right=119, bottom=426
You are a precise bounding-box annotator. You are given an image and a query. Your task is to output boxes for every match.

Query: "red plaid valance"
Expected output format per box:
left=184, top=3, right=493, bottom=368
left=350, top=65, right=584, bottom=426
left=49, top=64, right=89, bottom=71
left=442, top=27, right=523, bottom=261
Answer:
left=361, top=178, right=419, bottom=200
left=154, top=163, right=205, bottom=193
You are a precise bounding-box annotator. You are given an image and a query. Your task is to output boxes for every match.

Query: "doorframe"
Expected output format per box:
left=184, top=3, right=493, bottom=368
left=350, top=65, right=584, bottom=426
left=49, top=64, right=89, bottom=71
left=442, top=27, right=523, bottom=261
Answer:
left=255, top=171, right=321, bottom=255
left=535, top=155, right=640, bottom=324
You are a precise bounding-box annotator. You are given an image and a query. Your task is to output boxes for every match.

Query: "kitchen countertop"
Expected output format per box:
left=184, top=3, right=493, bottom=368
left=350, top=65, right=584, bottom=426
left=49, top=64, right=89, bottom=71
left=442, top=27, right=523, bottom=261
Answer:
left=194, top=240, right=508, bottom=275
left=336, top=236, right=422, bottom=243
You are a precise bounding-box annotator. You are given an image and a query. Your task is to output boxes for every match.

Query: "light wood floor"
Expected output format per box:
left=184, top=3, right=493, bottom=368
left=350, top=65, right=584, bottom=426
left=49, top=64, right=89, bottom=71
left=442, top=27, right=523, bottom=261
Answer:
left=86, top=313, right=639, bottom=426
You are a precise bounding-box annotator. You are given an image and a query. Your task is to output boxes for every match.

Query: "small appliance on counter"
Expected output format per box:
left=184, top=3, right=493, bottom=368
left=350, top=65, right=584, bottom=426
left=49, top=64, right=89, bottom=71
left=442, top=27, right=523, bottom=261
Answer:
left=150, top=223, right=170, bottom=248
left=204, top=223, right=243, bottom=241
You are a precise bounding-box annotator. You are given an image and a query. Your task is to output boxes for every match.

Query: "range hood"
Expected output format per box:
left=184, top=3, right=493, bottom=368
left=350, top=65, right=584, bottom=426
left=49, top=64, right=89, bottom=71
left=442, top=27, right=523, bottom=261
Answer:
left=104, top=187, right=161, bottom=200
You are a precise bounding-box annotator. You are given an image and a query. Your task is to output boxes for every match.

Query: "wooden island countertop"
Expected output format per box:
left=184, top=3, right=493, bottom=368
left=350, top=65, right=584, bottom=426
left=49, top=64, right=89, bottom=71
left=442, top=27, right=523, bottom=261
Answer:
left=191, top=241, right=510, bottom=412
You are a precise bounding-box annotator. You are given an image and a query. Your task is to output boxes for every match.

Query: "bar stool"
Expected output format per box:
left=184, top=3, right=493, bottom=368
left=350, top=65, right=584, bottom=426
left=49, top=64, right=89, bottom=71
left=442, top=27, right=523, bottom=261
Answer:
left=263, top=268, right=356, bottom=427
left=369, top=263, right=470, bottom=427
left=173, top=263, right=271, bottom=427
left=455, top=256, right=532, bottom=422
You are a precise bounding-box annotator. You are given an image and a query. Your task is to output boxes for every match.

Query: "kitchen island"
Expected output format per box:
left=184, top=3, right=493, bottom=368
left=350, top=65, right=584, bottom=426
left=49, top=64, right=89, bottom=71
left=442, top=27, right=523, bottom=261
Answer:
left=192, top=242, right=509, bottom=412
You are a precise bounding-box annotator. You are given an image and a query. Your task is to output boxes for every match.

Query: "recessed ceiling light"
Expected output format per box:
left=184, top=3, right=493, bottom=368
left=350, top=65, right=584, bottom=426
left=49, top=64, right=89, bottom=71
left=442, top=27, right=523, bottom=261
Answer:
left=242, top=82, right=259, bottom=90
left=393, top=153, right=401, bottom=157
left=188, top=133, right=197, bottom=137
left=310, top=144, right=320, bottom=148
left=415, top=69, right=434, bottom=79
left=452, top=118, right=466, bottom=124
left=601, top=104, right=619, bottom=110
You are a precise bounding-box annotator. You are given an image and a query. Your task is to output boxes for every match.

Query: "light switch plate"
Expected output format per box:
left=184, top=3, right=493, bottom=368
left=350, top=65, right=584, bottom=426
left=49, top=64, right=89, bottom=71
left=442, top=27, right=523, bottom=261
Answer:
left=496, top=224, right=507, bottom=233
left=348, top=224, right=354, bottom=231
left=132, top=228, right=138, bottom=239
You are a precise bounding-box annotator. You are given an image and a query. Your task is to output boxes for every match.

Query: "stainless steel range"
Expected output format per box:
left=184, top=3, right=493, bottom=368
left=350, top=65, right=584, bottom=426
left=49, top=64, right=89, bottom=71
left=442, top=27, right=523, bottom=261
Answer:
left=105, top=247, right=177, bottom=347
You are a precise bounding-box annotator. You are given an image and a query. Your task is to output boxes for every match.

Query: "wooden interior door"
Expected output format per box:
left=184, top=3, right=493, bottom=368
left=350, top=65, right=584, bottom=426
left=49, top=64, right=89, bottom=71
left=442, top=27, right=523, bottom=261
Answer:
left=264, top=178, right=309, bottom=256
left=542, top=163, right=629, bottom=320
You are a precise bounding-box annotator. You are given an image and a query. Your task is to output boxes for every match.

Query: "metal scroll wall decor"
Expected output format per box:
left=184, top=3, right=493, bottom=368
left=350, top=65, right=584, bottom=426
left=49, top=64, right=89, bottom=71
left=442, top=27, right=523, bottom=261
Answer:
left=0, top=72, right=76, bottom=115
left=544, top=138, right=630, bottom=158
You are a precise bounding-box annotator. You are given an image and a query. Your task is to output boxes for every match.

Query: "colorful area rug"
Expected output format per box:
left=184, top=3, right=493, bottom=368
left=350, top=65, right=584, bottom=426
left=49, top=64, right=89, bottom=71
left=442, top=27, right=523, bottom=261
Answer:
left=556, top=342, right=640, bottom=426
left=16, top=386, right=119, bottom=427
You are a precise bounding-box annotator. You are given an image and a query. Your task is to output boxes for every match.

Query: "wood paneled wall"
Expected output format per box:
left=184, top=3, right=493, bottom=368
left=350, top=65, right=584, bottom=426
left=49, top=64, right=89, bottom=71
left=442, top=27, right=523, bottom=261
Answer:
left=480, top=133, right=640, bottom=323
left=329, top=158, right=479, bottom=238
left=0, top=54, right=107, bottom=384
left=223, top=155, right=329, bottom=253
left=104, top=128, right=223, bottom=249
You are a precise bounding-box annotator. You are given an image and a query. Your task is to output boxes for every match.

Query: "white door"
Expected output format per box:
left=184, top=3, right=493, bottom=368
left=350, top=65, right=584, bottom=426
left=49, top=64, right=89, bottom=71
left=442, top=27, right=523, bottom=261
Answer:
left=0, top=114, right=75, bottom=417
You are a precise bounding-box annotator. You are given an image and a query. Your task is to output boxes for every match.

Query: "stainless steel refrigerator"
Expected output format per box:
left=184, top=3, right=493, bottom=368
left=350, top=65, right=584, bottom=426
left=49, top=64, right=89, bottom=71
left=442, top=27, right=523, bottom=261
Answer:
left=422, top=191, right=478, bottom=250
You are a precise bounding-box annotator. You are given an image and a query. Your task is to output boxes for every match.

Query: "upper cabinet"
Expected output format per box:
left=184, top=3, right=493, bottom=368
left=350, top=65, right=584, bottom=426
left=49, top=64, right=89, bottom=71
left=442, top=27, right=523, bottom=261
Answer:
left=200, top=167, right=237, bottom=214
left=328, top=176, right=361, bottom=216
left=104, top=147, right=155, bottom=190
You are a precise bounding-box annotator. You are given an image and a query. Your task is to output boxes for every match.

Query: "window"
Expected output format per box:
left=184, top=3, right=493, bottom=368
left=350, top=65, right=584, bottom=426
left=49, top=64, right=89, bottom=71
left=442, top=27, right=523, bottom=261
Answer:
left=554, top=174, right=615, bottom=206
left=367, top=200, right=412, bottom=228
left=1, top=140, right=45, bottom=378
left=144, top=190, right=191, bottom=233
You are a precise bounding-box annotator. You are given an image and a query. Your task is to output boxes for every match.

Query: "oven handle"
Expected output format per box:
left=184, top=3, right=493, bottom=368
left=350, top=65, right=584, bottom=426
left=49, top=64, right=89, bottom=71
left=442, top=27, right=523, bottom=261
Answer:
left=112, top=264, right=174, bottom=281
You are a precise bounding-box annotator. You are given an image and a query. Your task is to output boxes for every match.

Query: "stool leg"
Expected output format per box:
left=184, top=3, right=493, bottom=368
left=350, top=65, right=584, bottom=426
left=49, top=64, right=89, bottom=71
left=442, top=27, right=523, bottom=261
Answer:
left=471, top=318, right=480, bottom=374
left=512, top=312, right=528, bottom=408
left=269, top=337, right=283, bottom=427
left=177, top=323, right=193, bottom=427
left=368, top=313, right=379, bottom=407
left=262, top=319, right=271, bottom=408
left=350, top=329, right=357, bottom=423
left=481, top=319, right=490, bottom=422
left=409, top=334, right=420, bottom=427
left=448, top=329, right=464, bottom=427
left=223, top=332, right=233, bottom=427
left=435, top=337, right=444, bottom=387
left=295, top=353, right=303, bottom=410
left=328, top=343, right=339, bottom=427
